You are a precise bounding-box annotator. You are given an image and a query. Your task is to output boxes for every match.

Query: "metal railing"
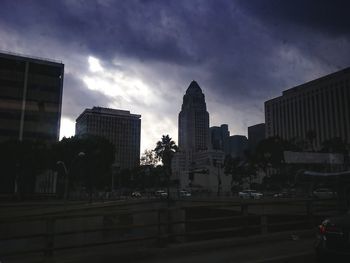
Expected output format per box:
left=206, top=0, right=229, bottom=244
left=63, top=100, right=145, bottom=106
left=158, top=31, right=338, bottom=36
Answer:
left=0, top=198, right=338, bottom=259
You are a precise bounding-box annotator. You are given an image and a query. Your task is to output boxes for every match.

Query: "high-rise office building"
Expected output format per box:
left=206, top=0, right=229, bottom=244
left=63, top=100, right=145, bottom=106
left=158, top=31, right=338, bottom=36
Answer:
left=210, top=124, right=230, bottom=150
left=178, top=80, right=210, bottom=152
left=75, top=107, right=141, bottom=169
left=0, top=51, right=64, bottom=143
left=248, top=123, right=266, bottom=151
left=265, top=67, right=350, bottom=149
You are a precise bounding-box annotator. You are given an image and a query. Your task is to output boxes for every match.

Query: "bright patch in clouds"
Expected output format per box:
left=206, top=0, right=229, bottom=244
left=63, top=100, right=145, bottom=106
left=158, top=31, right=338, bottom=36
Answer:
left=80, top=56, right=178, bottom=152
left=88, top=56, right=103, bottom=72
left=59, top=117, right=76, bottom=139
left=83, top=56, right=154, bottom=105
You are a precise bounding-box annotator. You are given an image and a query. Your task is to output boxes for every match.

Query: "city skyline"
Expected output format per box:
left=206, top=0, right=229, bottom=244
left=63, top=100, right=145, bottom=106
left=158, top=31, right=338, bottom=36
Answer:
left=1, top=1, right=350, bottom=153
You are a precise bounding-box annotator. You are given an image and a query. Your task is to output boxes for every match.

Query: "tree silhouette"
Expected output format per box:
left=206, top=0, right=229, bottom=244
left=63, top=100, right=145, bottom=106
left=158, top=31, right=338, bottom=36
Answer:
left=53, top=135, right=115, bottom=193
left=154, top=135, right=178, bottom=197
left=224, top=155, right=245, bottom=190
left=0, top=140, right=52, bottom=196
left=154, top=135, right=178, bottom=171
left=140, top=149, right=159, bottom=167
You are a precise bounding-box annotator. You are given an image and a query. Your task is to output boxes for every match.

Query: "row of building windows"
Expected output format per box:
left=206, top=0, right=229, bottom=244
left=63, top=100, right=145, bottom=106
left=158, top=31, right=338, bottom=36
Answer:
left=266, top=81, right=350, bottom=147
left=75, top=111, right=141, bottom=169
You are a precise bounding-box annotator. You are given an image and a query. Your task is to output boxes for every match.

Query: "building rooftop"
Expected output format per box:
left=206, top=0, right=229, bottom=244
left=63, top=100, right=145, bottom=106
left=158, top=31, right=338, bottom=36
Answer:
left=248, top=123, right=265, bottom=129
left=265, top=66, right=350, bottom=103
left=186, top=80, right=203, bottom=95
left=0, top=50, right=63, bottom=66
left=76, top=106, right=141, bottom=121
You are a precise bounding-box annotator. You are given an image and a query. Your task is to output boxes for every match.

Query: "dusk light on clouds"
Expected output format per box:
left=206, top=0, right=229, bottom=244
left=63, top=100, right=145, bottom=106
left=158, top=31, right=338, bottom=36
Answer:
left=1, top=0, right=350, bottom=153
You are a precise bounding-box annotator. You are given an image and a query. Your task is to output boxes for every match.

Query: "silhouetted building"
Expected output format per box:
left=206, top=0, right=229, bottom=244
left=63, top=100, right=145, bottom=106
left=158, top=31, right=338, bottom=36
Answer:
left=265, top=67, right=350, bottom=149
left=75, top=107, right=141, bottom=169
left=172, top=81, right=231, bottom=193
left=178, top=80, right=210, bottom=152
left=248, top=123, right=266, bottom=151
left=225, top=135, right=248, bottom=158
left=210, top=124, right=230, bottom=150
left=0, top=51, right=64, bottom=142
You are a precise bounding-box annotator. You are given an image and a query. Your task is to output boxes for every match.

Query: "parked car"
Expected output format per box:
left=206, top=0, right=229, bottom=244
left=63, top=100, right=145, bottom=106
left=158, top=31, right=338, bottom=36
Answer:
left=273, top=191, right=289, bottom=198
left=179, top=190, right=191, bottom=197
left=131, top=191, right=141, bottom=198
left=155, top=190, right=168, bottom=198
left=238, top=190, right=263, bottom=199
left=315, top=212, right=350, bottom=261
left=312, top=188, right=337, bottom=199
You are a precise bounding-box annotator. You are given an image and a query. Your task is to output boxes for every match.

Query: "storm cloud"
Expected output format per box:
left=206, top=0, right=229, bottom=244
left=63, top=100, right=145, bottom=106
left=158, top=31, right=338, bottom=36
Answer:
left=0, top=0, right=349, bottom=152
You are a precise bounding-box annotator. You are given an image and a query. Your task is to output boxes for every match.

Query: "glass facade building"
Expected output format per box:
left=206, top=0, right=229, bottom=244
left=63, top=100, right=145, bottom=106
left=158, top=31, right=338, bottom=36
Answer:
left=0, top=52, right=64, bottom=143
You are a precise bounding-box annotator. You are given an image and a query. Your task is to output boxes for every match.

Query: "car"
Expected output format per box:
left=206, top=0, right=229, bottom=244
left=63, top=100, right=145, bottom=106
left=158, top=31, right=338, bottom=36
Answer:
left=315, top=212, right=350, bottom=261
left=131, top=191, right=141, bottom=198
left=155, top=190, right=168, bottom=198
left=238, top=190, right=263, bottom=199
left=179, top=190, right=191, bottom=197
left=312, top=188, right=337, bottom=199
left=273, top=192, right=284, bottom=198
left=273, top=191, right=289, bottom=198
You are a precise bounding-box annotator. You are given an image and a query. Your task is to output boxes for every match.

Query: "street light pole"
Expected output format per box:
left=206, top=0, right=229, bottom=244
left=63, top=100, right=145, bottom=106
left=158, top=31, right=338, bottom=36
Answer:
left=57, top=152, right=85, bottom=201
left=56, top=161, right=68, bottom=200
left=111, top=162, right=120, bottom=193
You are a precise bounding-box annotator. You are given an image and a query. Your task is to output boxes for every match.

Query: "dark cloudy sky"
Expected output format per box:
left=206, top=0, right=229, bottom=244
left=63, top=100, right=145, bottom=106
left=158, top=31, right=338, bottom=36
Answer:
left=1, top=0, right=349, bottom=152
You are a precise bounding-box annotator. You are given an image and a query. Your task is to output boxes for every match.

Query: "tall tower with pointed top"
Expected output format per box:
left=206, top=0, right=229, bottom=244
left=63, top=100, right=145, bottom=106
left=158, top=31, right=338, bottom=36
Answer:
left=178, top=80, right=210, bottom=152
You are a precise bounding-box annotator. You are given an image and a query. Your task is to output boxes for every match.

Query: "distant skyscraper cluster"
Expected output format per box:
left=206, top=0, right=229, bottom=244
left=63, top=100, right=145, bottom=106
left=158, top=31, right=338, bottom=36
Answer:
left=0, top=52, right=64, bottom=143
left=75, top=107, right=141, bottom=169
left=210, top=125, right=253, bottom=158
left=172, top=67, right=350, bottom=191
left=265, top=67, right=350, bottom=149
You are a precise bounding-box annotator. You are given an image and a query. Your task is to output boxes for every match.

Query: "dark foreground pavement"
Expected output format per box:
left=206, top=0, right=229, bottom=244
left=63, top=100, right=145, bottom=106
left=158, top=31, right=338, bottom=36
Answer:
left=2, top=230, right=319, bottom=263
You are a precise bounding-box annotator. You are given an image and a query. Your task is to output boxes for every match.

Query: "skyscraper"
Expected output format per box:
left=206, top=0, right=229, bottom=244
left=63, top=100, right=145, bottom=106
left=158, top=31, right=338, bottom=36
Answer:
left=248, top=123, right=266, bottom=151
left=75, top=107, right=141, bottom=169
left=210, top=124, right=230, bottom=151
left=178, top=80, right=210, bottom=152
left=172, top=81, right=231, bottom=192
left=0, top=51, right=64, bottom=143
left=265, top=67, right=350, bottom=149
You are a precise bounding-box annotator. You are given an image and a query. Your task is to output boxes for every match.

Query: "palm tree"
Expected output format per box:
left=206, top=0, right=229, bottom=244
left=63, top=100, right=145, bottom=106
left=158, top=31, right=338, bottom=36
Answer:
left=154, top=135, right=178, bottom=172
left=154, top=135, right=178, bottom=199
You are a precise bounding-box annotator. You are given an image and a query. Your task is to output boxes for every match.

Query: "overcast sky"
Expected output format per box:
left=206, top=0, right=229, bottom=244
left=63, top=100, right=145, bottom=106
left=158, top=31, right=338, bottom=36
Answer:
left=1, top=0, right=349, bottom=153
